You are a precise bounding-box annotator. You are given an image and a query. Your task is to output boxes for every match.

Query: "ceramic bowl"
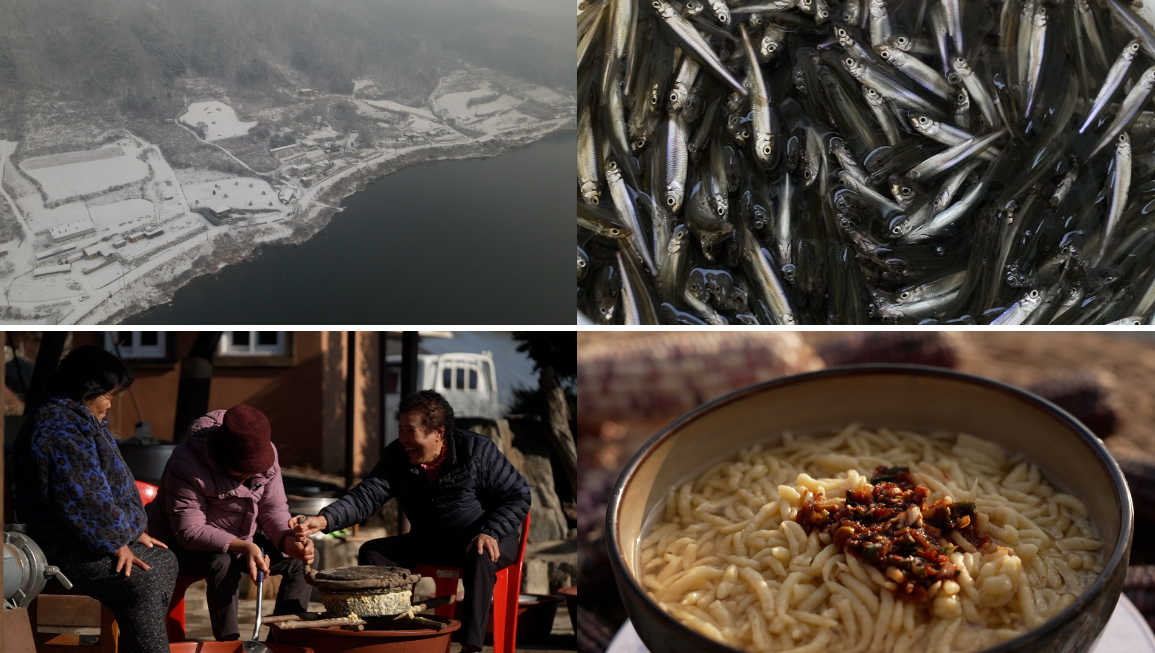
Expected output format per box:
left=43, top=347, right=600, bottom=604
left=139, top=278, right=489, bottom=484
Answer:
left=607, top=365, right=1134, bottom=653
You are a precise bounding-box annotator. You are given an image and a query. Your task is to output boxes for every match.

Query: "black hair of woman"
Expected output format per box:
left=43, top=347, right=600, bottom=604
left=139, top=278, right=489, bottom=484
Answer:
left=45, top=345, right=135, bottom=404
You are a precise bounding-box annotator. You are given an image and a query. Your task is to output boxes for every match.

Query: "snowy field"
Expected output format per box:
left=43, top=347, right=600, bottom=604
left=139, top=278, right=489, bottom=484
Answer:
left=404, top=116, right=445, bottom=134
left=472, top=95, right=522, bottom=116
left=522, top=87, right=569, bottom=105
left=435, top=88, right=498, bottom=120
left=363, top=100, right=436, bottom=120
left=21, top=145, right=150, bottom=203
left=20, top=199, right=91, bottom=233
left=9, top=267, right=83, bottom=302
left=88, top=199, right=155, bottom=234
left=476, top=109, right=534, bottom=133
left=179, top=101, right=257, bottom=141
left=353, top=79, right=376, bottom=92
left=183, top=177, right=281, bottom=211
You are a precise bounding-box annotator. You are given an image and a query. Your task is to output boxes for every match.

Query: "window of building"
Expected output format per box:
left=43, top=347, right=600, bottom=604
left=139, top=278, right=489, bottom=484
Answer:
left=456, top=368, right=465, bottom=390
left=443, top=368, right=452, bottom=390
left=220, top=331, right=286, bottom=356
left=469, top=369, right=478, bottom=390
left=104, top=332, right=167, bottom=359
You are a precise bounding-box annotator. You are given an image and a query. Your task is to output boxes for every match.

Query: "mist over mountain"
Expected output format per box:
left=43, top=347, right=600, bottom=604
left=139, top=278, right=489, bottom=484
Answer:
left=0, top=0, right=570, bottom=136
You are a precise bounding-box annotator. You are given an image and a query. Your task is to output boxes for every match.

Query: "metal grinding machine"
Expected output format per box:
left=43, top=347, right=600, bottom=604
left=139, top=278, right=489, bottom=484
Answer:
left=3, top=525, right=72, bottom=609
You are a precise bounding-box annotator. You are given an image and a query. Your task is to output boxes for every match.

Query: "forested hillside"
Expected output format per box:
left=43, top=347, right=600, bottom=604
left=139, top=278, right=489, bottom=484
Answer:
left=0, top=0, right=569, bottom=136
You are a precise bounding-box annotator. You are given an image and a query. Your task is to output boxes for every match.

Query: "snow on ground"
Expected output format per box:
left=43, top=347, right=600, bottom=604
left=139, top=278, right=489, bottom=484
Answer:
left=476, top=109, right=534, bottom=133
left=362, top=100, right=436, bottom=120
left=404, top=116, right=445, bottom=134
left=523, top=87, right=568, bottom=105
left=19, top=199, right=91, bottom=233
left=179, top=101, right=257, bottom=141
left=88, top=199, right=155, bottom=235
left=21, top=144, right=150, bottom=203
left=9, top=267, right=83, bottom=302
left=353, top=79, right=376, bottom=92
left=306, top=126, right=341, bottom=143
left=473, top=95, right=522, bottom=116
left=435, top=88, right=498, bottom=120
left=183, top=177, right=281, bottom=211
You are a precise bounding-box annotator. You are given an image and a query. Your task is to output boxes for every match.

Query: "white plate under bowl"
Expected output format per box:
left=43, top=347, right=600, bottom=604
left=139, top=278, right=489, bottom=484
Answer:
left=607, top=594, right=1155, bottom=653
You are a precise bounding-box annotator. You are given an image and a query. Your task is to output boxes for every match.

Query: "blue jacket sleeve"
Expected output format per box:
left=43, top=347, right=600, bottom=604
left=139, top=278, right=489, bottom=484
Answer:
left=476, top=440, right=531, bottom=540
left=37, top=429, right=142, bottom=555
left=318, top=461, right=393, bottom=532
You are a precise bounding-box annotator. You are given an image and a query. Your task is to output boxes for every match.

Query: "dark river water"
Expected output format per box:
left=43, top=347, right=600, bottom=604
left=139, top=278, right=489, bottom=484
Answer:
left=127, top=129, right=573, bottom=325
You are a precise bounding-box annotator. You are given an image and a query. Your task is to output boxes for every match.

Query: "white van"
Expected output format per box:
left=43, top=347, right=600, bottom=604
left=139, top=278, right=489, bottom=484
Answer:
left=383, top=351, right=499, bottom=445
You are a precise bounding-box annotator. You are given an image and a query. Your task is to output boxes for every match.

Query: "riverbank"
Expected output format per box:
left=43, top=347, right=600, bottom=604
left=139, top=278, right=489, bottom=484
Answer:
left=81, top=118, right=571, bottom=324
left=117, top=127, right=574, bottom=324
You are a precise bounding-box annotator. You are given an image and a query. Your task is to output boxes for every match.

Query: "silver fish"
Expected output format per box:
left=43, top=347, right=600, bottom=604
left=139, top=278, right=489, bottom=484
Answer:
left=665, top=111, right=688, bottom=212
left=951, top=56, right=998, bottom=129
left=707, top=0, right=731, bottom=25
left=942, top=0, right=962, bottom=54
left=990, top=290, right=1042, bottom=325
left=903, top=171, right=987, bottom=242
left=838, top=169, right=904, bottom=216
left=669, top=56, right=701, bottom=114
left=1080, top=40, right=1141, bottom=134
left=908, top=114, right=998, bottom=161
left=868, top=0, right=892, bottom=50
left=862, top=85, right=902, bottom=145
left=1090, top=66, right=1155, bottom=158
left=602, top=0, right=633, bottom=99
left=1024, top=6, right=1047, bottom=118
left=651, top=1, right=747, bottom=96
left=741, top=25, right=775, bottom=169
left=877, top=45, right=955, bottom=102
left=1077, top=0, right=1111, bottom=71
left=683, top=286, right=728, bottom=323
left=760, top=24, right=787, bottom=63
left=1101, top=0, right=1155, bottom=60
left=906, top=127, right=1007, bottom=180
left=843, top=56, right=942, bottom=116
left=740, top=225, right=797, bottom=324
left=577, top=103, right=600, bottom=205
left=606, top=160, right=657, bottom=275
left=1098, top=132, right=1132, bottom=263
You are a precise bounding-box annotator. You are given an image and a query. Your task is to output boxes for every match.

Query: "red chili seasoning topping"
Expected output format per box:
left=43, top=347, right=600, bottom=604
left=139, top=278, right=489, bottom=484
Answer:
left=795, top=465, right=991, bottom=602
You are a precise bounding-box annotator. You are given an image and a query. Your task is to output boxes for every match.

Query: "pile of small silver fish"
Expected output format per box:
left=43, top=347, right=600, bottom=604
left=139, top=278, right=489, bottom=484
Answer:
left=577, top=0, right=1155, bottom=324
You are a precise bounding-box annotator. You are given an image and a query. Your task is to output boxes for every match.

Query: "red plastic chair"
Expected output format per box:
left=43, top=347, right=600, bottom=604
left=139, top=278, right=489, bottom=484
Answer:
left=412, top=512, right=531, bottom=653
left=135, top=481, right=205, bottom=642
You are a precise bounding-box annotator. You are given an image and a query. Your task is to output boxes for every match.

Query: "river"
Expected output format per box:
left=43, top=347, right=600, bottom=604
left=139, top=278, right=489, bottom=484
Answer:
left=127, top=129, right=572, bottom=324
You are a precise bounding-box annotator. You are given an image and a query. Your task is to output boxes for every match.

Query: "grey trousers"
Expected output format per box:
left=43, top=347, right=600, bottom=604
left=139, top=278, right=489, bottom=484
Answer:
left=53, top=542, right=178, bottom=653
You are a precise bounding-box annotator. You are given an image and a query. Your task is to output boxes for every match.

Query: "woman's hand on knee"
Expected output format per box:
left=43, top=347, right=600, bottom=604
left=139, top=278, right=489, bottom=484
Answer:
left=139, top=532, right=168, bottom=549
left=282, top=536, right=315, bottom=565
left=114, top=544, right=151, bottom=577
left=466, top=533, right=500, bottom=563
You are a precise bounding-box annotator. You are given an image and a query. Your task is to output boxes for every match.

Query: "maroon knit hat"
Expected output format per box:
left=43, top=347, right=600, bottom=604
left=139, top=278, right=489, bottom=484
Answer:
left=211, top=404, right=274, bottom=475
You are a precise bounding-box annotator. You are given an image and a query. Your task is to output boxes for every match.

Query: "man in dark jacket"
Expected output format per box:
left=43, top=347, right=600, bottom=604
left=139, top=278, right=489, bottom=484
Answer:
left=292, top=390, right=531, bottom=652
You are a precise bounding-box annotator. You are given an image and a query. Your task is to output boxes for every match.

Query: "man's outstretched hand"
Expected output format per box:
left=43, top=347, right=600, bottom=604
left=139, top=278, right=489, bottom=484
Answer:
left=467, top=533, right=499, bottom=563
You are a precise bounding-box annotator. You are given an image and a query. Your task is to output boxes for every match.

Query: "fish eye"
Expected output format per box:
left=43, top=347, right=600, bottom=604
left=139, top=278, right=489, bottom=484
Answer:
left=599, top=307, right=608, bottom=315
left=958, top=94, right=967, bottom=103
left=1029, top=290, right=1039, bottom=299
left=578, top=259, right=586, bottom=267
left=667, top=197, right=676, bottom=206
left=609, top=228, right=619, bottom=235
left=897, top=36, right=908, bottom=45
left=590, top=197, right=599, bottom=205
left=900, top=291, right=911, bottom=300
left=902, top=187, right=912, bottom=196
left=845, top=58, right=854, bottom=66
left=763, top=145, right=772, bottom=155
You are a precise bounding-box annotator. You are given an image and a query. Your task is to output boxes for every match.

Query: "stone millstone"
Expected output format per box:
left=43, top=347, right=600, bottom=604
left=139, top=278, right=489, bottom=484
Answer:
left=306, top=565, right=419, bottom=592
left=320, top=588, right=413, bottom=618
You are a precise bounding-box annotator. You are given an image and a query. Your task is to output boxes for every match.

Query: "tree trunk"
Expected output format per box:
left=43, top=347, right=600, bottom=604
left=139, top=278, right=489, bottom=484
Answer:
left=540, top=367, right=576, bottom=493
left=23, top=332, right=68, bottom=415
left=172, top=331, right=221, bottom=443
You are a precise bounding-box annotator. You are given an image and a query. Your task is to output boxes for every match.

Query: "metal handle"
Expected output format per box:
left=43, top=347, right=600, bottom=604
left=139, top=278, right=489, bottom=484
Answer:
left=252, top=569, right=265, bottom=641
left=45, top=566, right=72, bottom=590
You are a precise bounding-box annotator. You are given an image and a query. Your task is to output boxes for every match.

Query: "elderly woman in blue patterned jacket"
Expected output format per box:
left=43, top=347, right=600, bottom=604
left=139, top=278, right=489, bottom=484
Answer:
left=293, top=390, right=531, bottom=653
left=13, top=346, right=177, bottom=653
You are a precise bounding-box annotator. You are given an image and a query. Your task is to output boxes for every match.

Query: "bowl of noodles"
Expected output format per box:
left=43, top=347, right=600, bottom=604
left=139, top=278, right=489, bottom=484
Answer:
left=607, top=365, right=1133, bottom=653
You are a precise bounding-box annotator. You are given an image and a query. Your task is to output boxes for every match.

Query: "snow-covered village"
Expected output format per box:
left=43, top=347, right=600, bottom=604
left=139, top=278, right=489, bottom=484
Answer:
left=0, top=68, right=573, bottom=323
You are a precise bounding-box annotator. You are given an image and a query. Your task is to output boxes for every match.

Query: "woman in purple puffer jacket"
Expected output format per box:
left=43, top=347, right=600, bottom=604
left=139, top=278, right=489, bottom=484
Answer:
left=146, top=404, right=315, bottom=641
